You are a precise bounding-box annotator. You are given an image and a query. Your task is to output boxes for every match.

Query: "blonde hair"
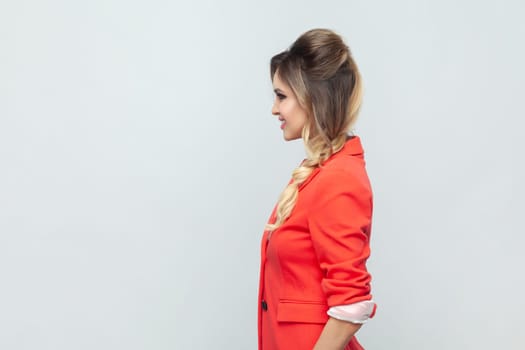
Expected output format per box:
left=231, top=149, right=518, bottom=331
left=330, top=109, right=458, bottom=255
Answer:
left=266, top=28, right=363, bottom=232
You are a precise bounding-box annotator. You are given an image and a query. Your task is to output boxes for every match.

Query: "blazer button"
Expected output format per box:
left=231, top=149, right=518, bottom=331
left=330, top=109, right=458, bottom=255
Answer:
left=261, top=300, right=268, bottom=311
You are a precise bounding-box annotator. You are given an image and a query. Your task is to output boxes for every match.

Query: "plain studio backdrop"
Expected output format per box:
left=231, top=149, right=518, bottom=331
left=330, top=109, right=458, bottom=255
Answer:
left=1, top=0, right=524, bottom=349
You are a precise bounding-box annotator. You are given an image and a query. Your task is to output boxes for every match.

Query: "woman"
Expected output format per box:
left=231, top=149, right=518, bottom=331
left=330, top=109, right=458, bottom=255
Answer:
left=258, top=29, right=376, bottom=350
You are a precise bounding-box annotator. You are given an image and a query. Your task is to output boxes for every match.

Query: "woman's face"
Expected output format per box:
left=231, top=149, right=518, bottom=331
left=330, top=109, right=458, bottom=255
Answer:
left=271, top=72, right=308, bottom=141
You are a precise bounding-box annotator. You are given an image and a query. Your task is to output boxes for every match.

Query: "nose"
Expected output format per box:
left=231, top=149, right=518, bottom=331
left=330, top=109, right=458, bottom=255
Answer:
left=271, top=99, right=279, bottom=116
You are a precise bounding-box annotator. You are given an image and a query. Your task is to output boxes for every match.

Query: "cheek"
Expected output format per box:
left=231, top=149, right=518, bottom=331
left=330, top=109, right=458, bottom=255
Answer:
left=279, top=102, right=291, bottom=117
left=286, top=104, right=303, bottom=123
left=292, top=107, right=308, bottom=126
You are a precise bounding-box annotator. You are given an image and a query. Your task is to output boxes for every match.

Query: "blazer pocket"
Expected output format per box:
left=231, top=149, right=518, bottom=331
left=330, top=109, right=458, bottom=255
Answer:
left=276, top=300, right=329, bottom=324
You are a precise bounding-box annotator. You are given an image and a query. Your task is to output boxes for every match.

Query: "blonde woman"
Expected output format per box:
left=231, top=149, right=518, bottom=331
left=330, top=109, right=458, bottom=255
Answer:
left=258, top=29, right=376, bottom=350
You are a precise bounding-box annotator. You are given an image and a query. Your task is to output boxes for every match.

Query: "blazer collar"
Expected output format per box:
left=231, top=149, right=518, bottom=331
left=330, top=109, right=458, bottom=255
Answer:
left=298, top=135, right=364, bottom=191
left=336, top=135, right=364, bottom=158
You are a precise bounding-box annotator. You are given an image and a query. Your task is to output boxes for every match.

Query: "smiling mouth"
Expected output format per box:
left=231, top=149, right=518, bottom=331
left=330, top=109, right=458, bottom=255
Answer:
left=280, top=121, right=286, bottom=129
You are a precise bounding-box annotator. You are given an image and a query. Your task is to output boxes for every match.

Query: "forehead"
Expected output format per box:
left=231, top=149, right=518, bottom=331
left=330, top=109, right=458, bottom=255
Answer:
left=272, top=72, right=291, bottom=91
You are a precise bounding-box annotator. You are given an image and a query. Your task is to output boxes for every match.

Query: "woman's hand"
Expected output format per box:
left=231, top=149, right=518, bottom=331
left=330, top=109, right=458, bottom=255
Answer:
left=312, top=317, right=362, bottom=350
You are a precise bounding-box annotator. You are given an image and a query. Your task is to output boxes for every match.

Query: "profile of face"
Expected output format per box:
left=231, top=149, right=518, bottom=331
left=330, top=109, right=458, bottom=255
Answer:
left=271, top=72, right=308, bottom=141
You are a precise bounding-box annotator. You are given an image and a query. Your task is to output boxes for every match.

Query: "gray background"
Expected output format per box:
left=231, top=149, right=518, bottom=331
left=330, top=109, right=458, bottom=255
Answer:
left=1, top=0, right=524, bottom=349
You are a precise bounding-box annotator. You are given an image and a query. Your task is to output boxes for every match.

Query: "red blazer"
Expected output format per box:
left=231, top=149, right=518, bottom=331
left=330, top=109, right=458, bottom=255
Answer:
left=258, top=136, right=375, bottom=350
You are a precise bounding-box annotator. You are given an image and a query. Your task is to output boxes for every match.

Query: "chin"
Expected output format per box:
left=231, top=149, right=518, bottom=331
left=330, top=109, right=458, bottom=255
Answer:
left=283, top=133, right=301, bottom=142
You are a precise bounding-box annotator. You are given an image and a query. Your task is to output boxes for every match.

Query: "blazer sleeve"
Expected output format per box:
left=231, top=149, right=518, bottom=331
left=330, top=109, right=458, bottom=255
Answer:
left=307, top=165, right=374, bottom=307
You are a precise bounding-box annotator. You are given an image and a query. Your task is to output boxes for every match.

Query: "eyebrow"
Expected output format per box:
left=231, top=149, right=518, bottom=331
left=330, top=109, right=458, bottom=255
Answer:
left=274, top=88, right=285, bottom=94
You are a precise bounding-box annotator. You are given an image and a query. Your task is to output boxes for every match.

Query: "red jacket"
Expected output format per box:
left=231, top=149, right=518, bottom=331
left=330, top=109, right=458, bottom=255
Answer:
left=258, top=136, right=375, bottom=350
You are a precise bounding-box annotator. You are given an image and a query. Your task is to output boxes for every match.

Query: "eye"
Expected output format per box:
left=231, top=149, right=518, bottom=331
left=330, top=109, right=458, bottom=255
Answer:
left=276, top=93, right=286, bottom=101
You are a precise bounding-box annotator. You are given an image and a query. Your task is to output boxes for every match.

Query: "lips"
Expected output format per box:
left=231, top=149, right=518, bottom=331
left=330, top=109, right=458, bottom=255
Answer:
left=279, top=118, right=286, bottom=129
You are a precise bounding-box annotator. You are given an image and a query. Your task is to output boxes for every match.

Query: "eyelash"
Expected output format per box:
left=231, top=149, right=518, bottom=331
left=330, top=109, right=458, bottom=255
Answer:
left=276, top=93, right=286, bottom=100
